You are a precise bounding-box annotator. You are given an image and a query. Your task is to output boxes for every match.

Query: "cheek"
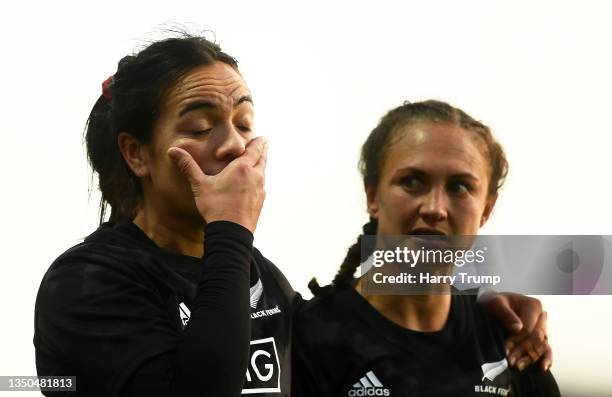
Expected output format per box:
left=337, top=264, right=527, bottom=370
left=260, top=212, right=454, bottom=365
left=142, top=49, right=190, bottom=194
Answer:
left=386, top=188, right=411, bottom=211
left=173, top=139, right=215, bottom=169
left=381, top=188, right=419, bottom=223
left=451, top=200, right=486, bottom=233
left=244, top=130, right=256, bottom=141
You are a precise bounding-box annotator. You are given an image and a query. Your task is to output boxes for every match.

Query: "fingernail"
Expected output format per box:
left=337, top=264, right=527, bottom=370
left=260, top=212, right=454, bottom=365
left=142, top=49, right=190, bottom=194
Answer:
left=517, top=360, right=526, bottom=371
left=509, top=356, right=516, bottom=366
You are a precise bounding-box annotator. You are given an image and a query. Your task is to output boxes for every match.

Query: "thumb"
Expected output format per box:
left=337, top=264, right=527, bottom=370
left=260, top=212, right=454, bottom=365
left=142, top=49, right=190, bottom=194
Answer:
left=482, top=293, right=523, bottom=334
left=167, top=147, right=207, bottom=193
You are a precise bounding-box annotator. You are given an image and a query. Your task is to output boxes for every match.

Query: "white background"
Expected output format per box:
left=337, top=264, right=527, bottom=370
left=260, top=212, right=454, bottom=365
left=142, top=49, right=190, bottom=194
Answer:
left=1, top=1, right=611, bottom=395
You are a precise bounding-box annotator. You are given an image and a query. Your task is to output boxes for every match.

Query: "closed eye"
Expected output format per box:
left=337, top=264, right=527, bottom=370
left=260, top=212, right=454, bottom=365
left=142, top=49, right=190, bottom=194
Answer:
left=189, top=128, right=213, bottom=137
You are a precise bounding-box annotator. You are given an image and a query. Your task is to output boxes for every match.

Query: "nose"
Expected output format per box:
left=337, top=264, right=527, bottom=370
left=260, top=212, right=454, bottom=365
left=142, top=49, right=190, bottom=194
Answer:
left=214, top=123, right=247, bottom=162
left=419, top=187, right=448, bottom=224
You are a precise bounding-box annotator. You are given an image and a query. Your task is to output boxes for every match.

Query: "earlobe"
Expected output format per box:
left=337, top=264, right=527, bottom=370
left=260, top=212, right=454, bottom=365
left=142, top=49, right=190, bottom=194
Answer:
left=480, top=193, right=498, bottom=227
left=117, top=132, right=149, bottom=178
left=365, top=184, right=379, bottom=219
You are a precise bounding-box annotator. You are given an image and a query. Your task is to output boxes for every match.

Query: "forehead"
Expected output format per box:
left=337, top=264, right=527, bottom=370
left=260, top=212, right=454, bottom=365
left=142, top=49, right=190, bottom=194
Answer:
left=383, top=122, right=489, bottom=176
left=163, top=62, right=250, bottom=112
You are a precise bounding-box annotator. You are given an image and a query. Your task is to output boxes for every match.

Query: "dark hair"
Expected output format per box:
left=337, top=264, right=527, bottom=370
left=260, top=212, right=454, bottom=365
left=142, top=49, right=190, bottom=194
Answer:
left=310, top=99, right=509, bottom=293
left=85, top=34, right=238, bottom=224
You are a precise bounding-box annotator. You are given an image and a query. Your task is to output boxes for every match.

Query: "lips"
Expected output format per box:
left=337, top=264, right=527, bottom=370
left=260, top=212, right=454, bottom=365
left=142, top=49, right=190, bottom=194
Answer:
left=407, top=227, right=451, bottom=250
left=410, top=227, right=447, bottom=236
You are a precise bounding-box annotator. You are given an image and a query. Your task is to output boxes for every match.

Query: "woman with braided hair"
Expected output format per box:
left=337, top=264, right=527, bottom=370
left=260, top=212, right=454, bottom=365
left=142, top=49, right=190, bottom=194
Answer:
left=34, top=32, right=552, bottom=397
left=293, top=100, right=560, bottom=396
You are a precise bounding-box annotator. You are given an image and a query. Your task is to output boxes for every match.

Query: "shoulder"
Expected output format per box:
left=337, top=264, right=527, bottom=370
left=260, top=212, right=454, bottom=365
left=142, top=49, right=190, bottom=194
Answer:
left=40, top=242, right=153, bottom=296
left=48, top=222, right=153, bottom=271
left=449, top=293, right=512, bottom=355
left=252, top=247, right=296, bottom=299
left=293, top=285, right=354, bottom=343
left=36, top=224, right=177, bottom=315
left=40, top=242, right=128, bottom=295
left=34, top=225, right=186, bottom=351
left=294, top=284, right=337, bottom=318
left=34, top=231, right=184, bottom=397
left=512, top=364, right=562, bottom=396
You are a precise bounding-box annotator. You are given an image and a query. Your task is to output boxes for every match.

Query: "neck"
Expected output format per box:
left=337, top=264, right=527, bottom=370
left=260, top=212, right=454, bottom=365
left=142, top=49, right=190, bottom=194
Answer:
left=356, top=279, right=451, bottom=332
left=133, top=202, right=205, bottom=258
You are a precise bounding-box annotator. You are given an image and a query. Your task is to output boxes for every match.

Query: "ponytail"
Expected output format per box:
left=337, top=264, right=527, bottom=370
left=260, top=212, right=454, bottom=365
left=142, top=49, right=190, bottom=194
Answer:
left=85, top=92, right=140, bottom=225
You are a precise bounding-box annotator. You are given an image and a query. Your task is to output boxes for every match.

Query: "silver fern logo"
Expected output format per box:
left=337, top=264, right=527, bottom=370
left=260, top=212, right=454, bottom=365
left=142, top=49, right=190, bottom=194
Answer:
left=178, top=302, right=191, bottom=328
left=481, top=358, right=508, bottom=381
left=250, top=278, right=263, bottom=309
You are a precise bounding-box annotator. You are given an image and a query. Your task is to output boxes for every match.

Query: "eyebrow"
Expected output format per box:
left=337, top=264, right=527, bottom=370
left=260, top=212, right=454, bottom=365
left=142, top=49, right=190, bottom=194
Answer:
left=448, top=172, right=480, bottom=182
left=178, top=95, right=253, bottom=117
left=394, top=166, right=479, bottom=181
left=393, top=167, right=427, bottom=179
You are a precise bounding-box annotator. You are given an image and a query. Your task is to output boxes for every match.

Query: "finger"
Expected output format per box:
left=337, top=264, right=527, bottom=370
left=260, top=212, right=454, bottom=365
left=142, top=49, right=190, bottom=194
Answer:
left=167, top=147, right=206, bottom=193
left=516, top=296, right=543, bottom=334
left=505, top=332, right=527, bottom=359
left=507, top=315, right=549, bottom=372
left=507, top=340, right=531, bottom=369
left=515, top=357, right=531, bottom=372
left=531, top=311, right=548, bottom=354
left=241, top=136, right=267, bottom=167
left=506, top=337, right=524, bottom=367
left=529, top=311, right=551, bottom=372
left=540, top=341, right=553, bottom=372
left=253, top=140, right=268, bottom=172
left=509, top=311, right=547, bottom=360
left=507, top=337, right=539, bottom=369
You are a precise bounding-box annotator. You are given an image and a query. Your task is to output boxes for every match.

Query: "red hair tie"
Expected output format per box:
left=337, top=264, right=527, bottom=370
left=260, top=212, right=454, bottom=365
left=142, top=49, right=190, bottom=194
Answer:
left=102, top=75, right=114, bottom=101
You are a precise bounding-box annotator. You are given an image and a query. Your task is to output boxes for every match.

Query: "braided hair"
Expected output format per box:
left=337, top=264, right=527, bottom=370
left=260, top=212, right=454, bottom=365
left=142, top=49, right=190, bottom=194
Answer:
left=308, top=218, right=378, bottom=294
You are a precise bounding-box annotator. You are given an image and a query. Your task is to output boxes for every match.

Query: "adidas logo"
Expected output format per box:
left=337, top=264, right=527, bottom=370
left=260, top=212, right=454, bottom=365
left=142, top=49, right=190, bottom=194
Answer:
left=348, top=371, right=390, bottom=396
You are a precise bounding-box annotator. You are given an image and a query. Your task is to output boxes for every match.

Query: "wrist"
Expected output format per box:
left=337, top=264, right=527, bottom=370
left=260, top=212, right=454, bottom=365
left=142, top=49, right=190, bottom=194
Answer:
left=206, top=212, right=257, bottom=234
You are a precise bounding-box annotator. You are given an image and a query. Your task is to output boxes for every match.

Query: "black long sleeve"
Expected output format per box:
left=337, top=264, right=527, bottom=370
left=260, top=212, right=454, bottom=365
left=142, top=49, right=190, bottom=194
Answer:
left=35, top=221, right=253, bottom=397
left=174, top=221, right=252, bottom=395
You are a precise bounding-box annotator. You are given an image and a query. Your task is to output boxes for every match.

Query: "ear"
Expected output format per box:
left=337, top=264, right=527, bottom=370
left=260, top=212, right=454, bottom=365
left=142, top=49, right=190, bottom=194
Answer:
left=117, top=132, right=150, bottom=178
left=365, top=183, right=379, bottom=219
left=480, top=192, right=498, bottom=227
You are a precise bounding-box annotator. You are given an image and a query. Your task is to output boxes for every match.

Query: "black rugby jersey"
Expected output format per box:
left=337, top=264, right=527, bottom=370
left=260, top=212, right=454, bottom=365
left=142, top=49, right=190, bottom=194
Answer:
left=292, top=285, right=560, bottom=397
left=34, top=220, right=297, bottom=396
